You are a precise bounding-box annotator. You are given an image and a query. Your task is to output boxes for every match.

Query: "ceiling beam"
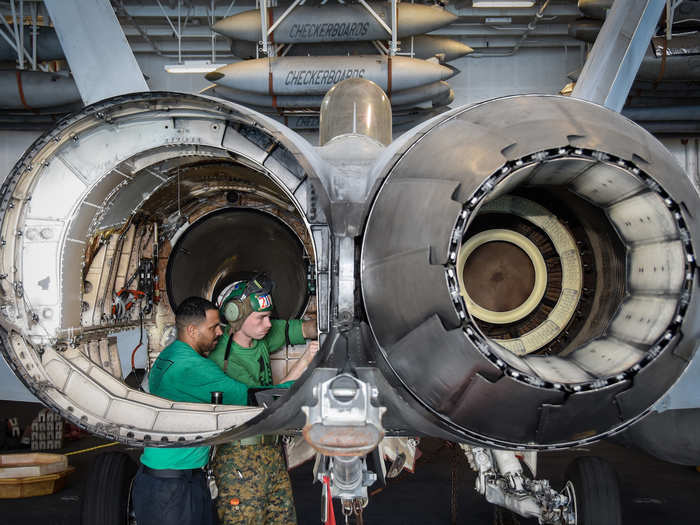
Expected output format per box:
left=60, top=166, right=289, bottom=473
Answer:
left=450, top=4, right=581, bottom=18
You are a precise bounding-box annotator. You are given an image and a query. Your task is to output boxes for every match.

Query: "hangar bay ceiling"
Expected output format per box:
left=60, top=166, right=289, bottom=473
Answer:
left=5, top=0, right=700, bottom=133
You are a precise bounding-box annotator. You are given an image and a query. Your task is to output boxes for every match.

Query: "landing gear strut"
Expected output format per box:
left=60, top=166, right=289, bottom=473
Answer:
left=462, top=446, right=621, bottom=525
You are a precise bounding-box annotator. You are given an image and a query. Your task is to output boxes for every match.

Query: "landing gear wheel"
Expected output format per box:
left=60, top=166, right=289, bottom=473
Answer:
left=80, top=451, right=138, bottom=525
left=563, top=456, right=621, bottom=525
left=493, top=505, right=524, bottom=525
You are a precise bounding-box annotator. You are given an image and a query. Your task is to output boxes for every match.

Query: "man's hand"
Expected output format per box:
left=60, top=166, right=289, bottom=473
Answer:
left=282, top=340, right=320, bottom=382
left=302, top=340, right=319, bottom=362
left=301, top=319, right=318, bottom=339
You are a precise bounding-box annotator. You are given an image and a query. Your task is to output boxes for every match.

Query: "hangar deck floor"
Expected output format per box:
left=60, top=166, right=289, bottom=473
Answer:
left=1, top=401, right=698, bottom=525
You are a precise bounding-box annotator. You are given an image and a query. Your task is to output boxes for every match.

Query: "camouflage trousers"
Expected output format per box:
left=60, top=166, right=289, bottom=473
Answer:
left=212, top=441, right=297, bottom=525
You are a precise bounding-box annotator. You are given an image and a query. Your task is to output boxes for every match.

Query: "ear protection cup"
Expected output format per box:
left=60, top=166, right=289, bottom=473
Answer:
left=222, top=300, right=241, bottom=323
left=222, top=296, right=254, bottom=324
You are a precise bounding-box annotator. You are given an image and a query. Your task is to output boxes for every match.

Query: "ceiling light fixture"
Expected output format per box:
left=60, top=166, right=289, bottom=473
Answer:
left=473, top=1, right=535, bottom=7
left=164, top=61, right=227, bottom=74
left=485, top=17, right=514, bottom=23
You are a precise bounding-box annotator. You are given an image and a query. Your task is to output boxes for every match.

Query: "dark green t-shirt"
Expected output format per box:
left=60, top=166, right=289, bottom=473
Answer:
left=140, top=339, right=249, bottom=470
left=208, top=319, right=305, bottom=387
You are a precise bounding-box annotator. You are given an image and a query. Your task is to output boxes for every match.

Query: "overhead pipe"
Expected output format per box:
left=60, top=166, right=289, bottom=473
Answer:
left=632, top=121, right=700, bottom=134
left=623, top=105, right=700, bottom=121
left=569, top=54, right=700, bottom=82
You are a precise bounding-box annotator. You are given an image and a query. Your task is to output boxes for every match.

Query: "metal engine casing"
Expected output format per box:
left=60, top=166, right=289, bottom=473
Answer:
left=0, top=92, right=697, bottom=451
left=361, top=95, right=699, bottom=448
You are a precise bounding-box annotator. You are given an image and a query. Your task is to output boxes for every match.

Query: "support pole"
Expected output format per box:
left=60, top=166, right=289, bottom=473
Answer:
left=19, top=0, right=24, bottom=69
left=389, top=0, right=397, bottom=56
left=259, top=0, right=273, bottom=57
left=10, top=0, right=23, bottom=69
left=210, top=0, right=216, bottom=63
left=372, top=40, right=389, bottom=55
left=0, top=13, right=33, bottom=67
left=31, top=2, right=37, bottom=70
left=268, top=0, right=303, bottom=35
left=666, top=0, right=684, bottom=41
left=357, top=0, right=392, bottom=36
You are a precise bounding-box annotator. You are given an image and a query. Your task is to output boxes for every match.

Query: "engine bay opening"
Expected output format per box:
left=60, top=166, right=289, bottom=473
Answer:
left=0, top=93, right=323, bottom=445
left=80, top=155, right=315, bottom=383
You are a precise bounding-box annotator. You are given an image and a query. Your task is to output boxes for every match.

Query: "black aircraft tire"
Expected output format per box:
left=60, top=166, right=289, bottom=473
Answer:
left=565, top=456, right=622, bottom=525
left=492, top=505, right=525, bottom=525
left=80, top=451, right=138, bottom=525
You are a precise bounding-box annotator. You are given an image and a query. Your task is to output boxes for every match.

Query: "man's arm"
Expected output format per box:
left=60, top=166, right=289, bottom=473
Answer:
left=266, top=319, right=308, bottom=352
left=301, top=319, right=318, bottom=339
left=281, top=340, right=319, bottom=382
left=175, top=359, right=249, bottom=405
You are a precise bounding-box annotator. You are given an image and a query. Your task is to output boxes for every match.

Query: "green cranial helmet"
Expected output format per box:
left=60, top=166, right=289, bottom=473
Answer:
left=218, top=275, right=274, bottom=327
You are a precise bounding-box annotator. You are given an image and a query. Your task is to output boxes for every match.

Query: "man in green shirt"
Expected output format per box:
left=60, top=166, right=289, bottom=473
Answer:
left=209, top=278, right=318, bottom=525
left=132, top=296, right=249, bottom=525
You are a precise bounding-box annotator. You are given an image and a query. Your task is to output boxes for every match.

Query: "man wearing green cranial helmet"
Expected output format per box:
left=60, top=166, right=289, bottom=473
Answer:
left=208, top=275, right=318, bottom=525
left=219, top=279, right=275, bottom=334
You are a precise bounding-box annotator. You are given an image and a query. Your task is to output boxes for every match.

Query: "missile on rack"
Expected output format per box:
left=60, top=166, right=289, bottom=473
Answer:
left=205, top=55, right=456, bottom=96
left=212, top=3, right=457, bottom=43
left=0, top=70, right=81, bottom=110
left=202, top=80, right=453, bottom=109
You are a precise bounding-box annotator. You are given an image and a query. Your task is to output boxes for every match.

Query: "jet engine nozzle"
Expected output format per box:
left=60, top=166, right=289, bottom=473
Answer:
left=361, top=94, right=700, bottom=449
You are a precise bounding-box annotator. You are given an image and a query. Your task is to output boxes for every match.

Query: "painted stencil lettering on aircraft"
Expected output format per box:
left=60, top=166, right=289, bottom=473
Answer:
left=284, top=68, right=366, bottom=87
left=288, top=22, right=370, bottom=40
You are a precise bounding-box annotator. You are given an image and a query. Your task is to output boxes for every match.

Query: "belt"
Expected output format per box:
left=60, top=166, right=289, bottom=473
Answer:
left=232, top=434, right=279, bottom=446
left=141, top=464, right=204, bottom=479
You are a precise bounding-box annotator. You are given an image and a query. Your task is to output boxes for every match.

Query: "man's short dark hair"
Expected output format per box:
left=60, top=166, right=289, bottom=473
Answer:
left=175, top=296, right=217, bottom=331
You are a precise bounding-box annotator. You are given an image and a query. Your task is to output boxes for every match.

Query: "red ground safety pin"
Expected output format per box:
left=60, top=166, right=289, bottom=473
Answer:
left=322, top=475, right=335, bottom=525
